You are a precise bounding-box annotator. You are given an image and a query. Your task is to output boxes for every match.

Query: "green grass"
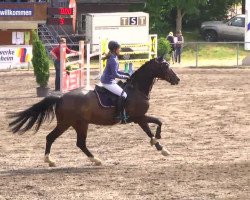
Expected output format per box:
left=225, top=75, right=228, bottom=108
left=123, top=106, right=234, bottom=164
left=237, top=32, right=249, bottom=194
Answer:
left=183, top=30, right=202, bottom=42
left=181, top=31, right=248, bottom=66
left=183, top=43, right=247, bottom=60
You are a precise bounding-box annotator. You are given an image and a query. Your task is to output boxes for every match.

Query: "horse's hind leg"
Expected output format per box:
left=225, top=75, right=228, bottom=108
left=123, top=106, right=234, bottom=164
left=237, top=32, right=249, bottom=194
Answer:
left=73, top=122, right=102, bottom=166
left=44, top=124, right=69, bottom=167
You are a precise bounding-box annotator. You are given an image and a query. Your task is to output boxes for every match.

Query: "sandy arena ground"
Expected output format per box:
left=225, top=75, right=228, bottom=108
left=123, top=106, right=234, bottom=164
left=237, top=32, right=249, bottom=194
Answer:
left=0, top=68, right=249, bottom=200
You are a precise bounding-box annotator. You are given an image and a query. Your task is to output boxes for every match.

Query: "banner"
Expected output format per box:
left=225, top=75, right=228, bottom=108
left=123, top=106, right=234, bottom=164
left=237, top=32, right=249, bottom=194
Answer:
left=0, top=8, right=33, bottom=17
left=0, top=45, right=32, bottom=69
left=62, top=70, right=81, bottom=92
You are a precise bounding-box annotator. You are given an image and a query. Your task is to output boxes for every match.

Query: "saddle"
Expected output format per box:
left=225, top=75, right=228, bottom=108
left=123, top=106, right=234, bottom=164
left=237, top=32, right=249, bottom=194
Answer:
left=94, top=81, right=128, bottom=108
left=94, top=85, right=118, bottom=108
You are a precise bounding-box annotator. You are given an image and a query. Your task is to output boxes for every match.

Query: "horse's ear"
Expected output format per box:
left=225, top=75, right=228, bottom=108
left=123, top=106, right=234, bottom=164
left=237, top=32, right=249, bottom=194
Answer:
left=157, top=56, right=164, bottom=63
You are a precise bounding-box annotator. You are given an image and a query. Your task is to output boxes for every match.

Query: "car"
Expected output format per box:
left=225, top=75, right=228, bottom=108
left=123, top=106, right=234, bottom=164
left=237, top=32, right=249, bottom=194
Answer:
left=200, top=15, right=245, bottom=42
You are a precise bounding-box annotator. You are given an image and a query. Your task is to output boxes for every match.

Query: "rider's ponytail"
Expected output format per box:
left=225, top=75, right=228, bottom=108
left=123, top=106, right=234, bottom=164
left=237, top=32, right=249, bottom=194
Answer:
left=102, top=51, right=112, bottom=60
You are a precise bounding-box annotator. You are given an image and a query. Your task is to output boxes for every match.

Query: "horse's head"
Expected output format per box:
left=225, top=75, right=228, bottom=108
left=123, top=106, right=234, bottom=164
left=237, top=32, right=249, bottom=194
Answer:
left=151, top=57, right=180, bottom=85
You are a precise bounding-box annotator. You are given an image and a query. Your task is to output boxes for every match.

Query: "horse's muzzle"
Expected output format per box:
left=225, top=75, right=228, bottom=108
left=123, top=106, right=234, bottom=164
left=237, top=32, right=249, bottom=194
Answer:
left=171, top=77, right=180, bottom=85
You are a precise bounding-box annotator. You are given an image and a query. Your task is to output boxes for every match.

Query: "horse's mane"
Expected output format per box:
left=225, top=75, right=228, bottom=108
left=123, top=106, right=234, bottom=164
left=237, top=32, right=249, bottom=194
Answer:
left=130, top=60, right=153, bottom=82
left=125, top=59, right=156, bottom=97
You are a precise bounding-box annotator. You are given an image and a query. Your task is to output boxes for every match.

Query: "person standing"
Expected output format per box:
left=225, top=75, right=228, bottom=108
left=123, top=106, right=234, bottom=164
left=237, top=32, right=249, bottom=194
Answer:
left=50, top=38, right=77, bottom=91
left=166, top=32, right=176, bottom=64
left=175, top=30, right=184, bottom=64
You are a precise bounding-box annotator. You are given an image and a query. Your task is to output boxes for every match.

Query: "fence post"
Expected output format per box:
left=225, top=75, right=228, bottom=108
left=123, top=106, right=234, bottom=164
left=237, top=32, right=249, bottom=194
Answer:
left=236, top=43, right=239, bottom=67
left=86, top=43, right=92, bottom=90
left=196, top=43, right=199, bottom=67
left=60, top=43, right=66, bottom=93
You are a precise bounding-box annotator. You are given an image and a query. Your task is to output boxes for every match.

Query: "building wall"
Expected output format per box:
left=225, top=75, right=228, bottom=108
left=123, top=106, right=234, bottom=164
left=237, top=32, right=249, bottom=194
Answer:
left=0, top=2, right=47, bottom=21
left=0, top=30, right=32, bottom=45
left=0, top=2, right=46, bottom=45
left=0, top=30, right=12, bottom=45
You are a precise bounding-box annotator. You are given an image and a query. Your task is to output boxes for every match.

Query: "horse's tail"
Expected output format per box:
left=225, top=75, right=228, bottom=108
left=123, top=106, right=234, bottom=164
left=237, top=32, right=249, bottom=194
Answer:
left=9, top=96, right=61, bottom=134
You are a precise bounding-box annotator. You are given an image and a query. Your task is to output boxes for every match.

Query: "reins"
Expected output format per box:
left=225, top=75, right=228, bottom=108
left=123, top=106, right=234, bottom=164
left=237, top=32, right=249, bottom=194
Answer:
left=125, top=75, right=157, bottom=100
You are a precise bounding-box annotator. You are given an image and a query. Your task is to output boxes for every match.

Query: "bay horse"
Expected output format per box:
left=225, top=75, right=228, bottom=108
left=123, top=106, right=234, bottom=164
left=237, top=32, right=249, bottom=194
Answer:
left=9, top=57, right=180, bottom=167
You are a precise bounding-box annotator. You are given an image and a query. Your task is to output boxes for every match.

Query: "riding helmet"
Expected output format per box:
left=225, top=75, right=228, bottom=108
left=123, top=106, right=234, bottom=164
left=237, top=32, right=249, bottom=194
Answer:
left=108, top=41, right=121, bottom=52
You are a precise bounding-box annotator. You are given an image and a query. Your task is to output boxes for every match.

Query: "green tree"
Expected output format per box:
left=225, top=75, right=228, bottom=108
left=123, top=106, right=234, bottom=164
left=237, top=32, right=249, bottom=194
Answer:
left=130, top=0, right=170, bottom=34
left=143, top=0, right=169, bottom=33
left=31, top=30, right=50, bottom=88
left=185, top=0, right=242, bottom=29
left=167, top=0, right=207, bottom=31
left=202, top=0, right=241, bottom=20
left=130, top=0, right=207, bottom=33
left=130, top=0, right=242, bottom=34
left=157, top=37, right=171, bottom=59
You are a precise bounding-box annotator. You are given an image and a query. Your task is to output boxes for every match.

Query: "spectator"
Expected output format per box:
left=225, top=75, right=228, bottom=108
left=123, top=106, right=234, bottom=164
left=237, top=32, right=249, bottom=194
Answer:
left=50, top=38, right=77, bottom=91
left=166, top=32, right=176, bottom=64
left=175, top=30, right=184, bottom=64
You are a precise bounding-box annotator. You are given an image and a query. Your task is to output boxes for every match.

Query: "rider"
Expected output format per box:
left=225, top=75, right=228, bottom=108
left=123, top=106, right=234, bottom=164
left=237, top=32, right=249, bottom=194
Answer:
left=100, top=41, right=130, bottom=121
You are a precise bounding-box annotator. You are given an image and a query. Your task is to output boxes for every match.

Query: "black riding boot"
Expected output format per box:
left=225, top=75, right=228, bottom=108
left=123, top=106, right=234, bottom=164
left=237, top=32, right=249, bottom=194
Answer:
left=115, top=96, right=128, bottom=123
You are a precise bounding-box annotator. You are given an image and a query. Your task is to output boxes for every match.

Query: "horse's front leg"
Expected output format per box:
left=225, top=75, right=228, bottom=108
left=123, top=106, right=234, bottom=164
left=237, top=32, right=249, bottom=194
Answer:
left=142, top=115, right=162, bottom=139
left=135, top=118, right=170, bottom=156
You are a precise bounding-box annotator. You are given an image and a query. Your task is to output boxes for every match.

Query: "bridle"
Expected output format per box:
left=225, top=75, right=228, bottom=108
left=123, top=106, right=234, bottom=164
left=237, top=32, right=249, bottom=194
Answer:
left=125, top=58, right=172, bottom=100
left=155, top=58, right=171, bottom=80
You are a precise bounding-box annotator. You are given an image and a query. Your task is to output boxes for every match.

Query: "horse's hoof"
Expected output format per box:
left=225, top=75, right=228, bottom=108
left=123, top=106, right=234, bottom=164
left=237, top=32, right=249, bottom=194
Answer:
left=94, top=161, right=102, bottom=166
left=161, top=148, right=170, bottom=156
left=89, top=157, right=102, bottom=166
left=49, top=162, right=56, bottom=167
left=44, top=154, right=56, bottom=167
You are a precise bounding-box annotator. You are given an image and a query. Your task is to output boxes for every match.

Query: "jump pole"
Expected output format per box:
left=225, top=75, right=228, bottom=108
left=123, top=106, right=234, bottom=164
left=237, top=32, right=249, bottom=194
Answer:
left=60, top=43, right=66, bottom=93
left=85, top=43, right=93, bottom=91
left=79, top=40, right=85, bottom=89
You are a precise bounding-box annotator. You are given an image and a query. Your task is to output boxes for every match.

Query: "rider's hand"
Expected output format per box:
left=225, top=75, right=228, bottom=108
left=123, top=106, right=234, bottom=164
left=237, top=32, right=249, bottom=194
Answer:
left=125, top=73, right=131, bottom=78
left=126, top=76, right=131, bottom=81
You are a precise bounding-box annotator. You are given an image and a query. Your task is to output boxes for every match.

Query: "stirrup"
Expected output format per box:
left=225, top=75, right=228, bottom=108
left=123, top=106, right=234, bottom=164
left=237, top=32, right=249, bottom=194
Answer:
left=120, top=110, right=129, bottom=123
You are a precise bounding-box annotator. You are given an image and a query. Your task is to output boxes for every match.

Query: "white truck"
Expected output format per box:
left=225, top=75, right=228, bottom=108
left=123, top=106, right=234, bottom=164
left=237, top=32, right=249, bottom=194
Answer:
left=85, top=12, right=149, bottom=49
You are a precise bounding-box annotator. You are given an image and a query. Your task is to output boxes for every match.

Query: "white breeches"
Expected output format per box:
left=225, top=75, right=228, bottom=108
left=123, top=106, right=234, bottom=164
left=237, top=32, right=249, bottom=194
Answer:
left=102, top=83, right=127, bottom=98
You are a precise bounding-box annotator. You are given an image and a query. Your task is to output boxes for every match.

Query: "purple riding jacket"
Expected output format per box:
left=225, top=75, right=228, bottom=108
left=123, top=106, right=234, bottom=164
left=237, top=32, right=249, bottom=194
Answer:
left=100, top=53, right=129, bottom=84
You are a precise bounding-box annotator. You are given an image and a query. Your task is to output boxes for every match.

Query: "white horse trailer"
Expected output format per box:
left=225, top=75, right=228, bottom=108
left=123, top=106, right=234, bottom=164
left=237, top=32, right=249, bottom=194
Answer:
left=85, top=12, right=149, bottom=50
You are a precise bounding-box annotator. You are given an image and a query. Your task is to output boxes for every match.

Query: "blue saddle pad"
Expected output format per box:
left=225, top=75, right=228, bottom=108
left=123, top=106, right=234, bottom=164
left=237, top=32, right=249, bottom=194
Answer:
left=94, top=85, right=118, bottom=108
